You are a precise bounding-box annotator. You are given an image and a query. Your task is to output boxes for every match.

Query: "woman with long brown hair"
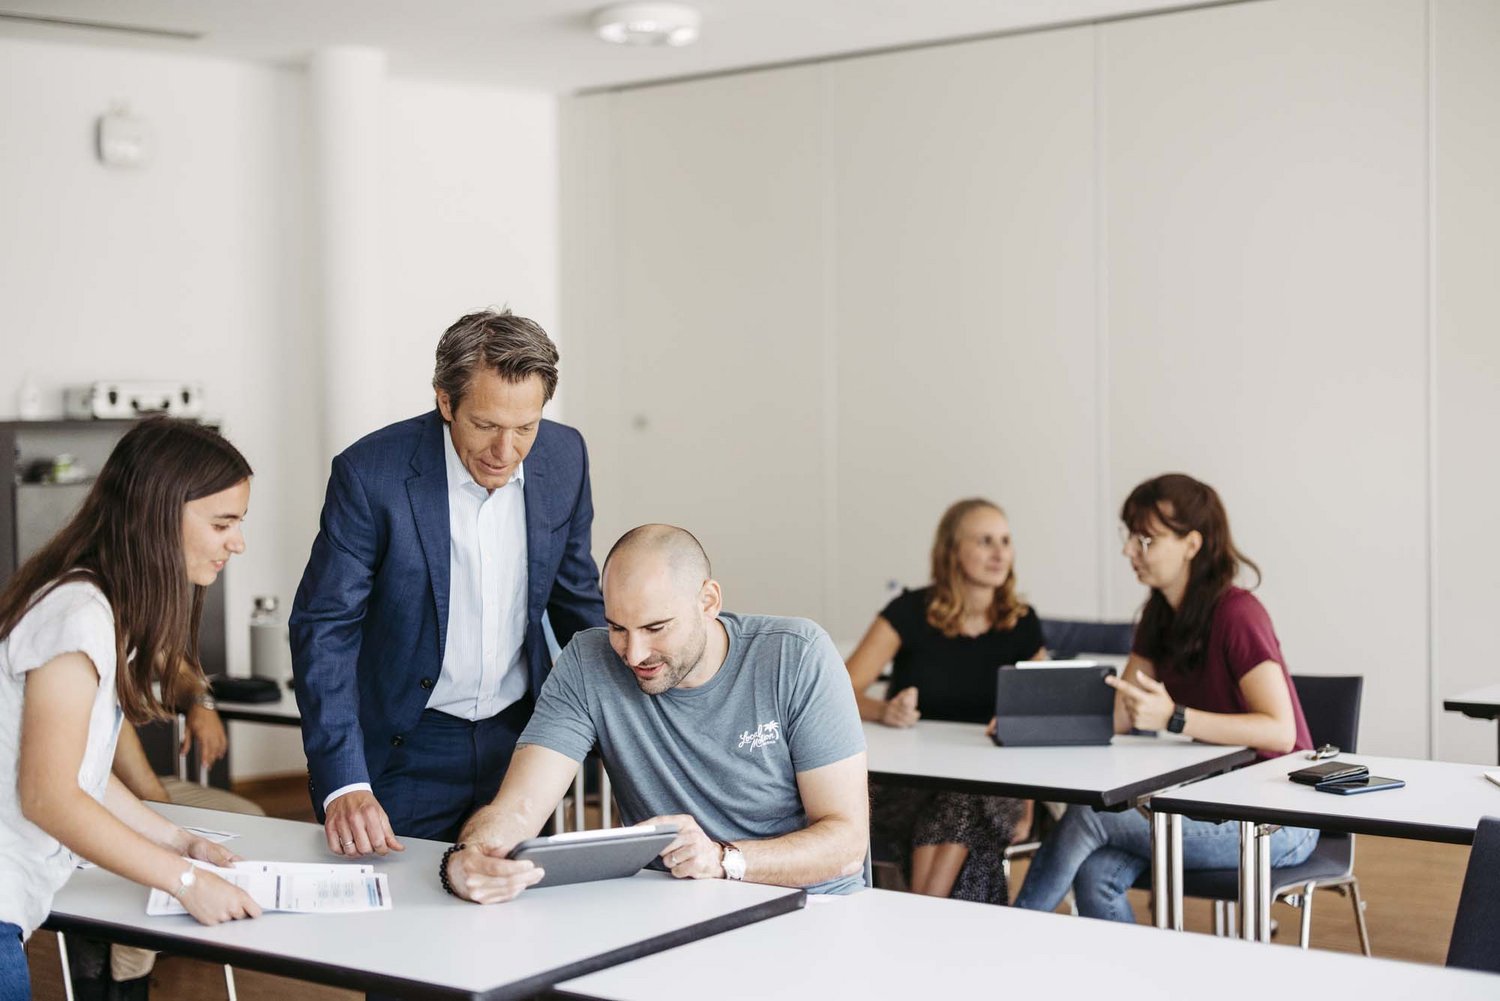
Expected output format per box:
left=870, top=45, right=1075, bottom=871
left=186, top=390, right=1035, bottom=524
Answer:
left=1014, top=473, right=1317, bottom=922
left=0, top=419, right=262, bottom=998
left=845, top=498, right=1046, bottom=904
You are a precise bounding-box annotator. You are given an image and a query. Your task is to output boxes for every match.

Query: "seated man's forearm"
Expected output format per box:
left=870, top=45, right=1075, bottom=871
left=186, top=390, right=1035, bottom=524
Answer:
left=458, top=744, right=578, bottom=848
left=735, top=814, right=868, bottom=888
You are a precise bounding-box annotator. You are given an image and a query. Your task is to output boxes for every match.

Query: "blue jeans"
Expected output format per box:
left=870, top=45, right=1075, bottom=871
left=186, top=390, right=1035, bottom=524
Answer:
left=1014, top=804, right=1319, bottom=922
left=0, top=922, right=28, bottom=1001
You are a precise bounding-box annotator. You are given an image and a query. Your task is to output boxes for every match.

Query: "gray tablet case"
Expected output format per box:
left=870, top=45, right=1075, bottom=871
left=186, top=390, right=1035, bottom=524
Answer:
left=507, top=824, right=678, bottom=889
left=991, top=664, right=1117, bottom=747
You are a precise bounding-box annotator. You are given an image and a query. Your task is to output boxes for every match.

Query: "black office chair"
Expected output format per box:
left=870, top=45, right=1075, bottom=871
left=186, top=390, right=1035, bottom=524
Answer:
left=1038, top=618, right=1134, bottom=660
left=1135, top=675, right=1369, bottom=951
left=1446, top=815, right=1500, bottom=974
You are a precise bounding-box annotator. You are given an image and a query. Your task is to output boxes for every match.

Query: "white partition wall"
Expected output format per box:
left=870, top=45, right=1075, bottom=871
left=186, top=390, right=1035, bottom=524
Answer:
left=1433, top=0, right=1500, bottom=763
left=1101, top=0, right=1430, bottom=756
left=568, top=69, right=830, bottom=618
left=827, top=29, right=1100, bottom=631
left=561, top=0, right=1500, bottom=760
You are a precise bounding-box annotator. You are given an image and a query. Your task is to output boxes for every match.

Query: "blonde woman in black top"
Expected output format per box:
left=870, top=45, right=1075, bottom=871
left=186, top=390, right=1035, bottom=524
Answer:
left=845, top=498, right=1046, bottom=903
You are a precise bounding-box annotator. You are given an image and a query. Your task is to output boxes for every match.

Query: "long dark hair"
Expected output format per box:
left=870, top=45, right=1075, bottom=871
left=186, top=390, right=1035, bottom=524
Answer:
left=0, top=418, right=252, bottom=723
left=926, top=498, right=1028, bottom=637
left=1123, top=474, right=1260, bottom=674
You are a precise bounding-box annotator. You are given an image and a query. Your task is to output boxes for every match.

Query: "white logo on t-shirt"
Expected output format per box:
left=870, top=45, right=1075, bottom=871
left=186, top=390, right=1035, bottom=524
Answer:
left=738, top=720, right=781, bottom=751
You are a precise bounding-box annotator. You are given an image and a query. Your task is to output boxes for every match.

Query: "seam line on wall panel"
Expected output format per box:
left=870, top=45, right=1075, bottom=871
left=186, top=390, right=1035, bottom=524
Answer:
left=1093, top=24, right=1112, bottom=621
left=819, top=65, right=840, bottom=636
left=1425, top=0, right=1439, bottom=762
left=575, top=0, right=1272, bottom=97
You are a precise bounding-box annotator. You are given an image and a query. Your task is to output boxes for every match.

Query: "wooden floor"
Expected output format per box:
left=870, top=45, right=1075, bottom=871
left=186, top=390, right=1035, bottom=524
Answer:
left=26, top=775, right=1473, bottom=999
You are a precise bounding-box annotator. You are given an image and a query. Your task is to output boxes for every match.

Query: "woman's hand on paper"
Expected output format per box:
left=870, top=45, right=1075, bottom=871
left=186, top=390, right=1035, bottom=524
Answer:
left=181, top=871, right=262, bottom=926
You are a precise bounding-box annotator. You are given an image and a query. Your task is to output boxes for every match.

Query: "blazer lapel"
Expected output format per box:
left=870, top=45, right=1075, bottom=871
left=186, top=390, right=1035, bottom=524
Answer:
left=523, top=427, right=556, bottom=619
left=408, top=412, right=451, bottom=654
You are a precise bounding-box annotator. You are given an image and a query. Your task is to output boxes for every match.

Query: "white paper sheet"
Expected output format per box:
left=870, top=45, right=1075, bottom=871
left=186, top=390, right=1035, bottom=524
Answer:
left=146, top=858, right=391, bottom=916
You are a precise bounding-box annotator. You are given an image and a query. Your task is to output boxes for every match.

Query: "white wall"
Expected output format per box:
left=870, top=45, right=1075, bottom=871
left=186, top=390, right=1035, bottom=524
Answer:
left=562, top=0, right=1500, bottom=761
left=1434, top=0, right=1500, bottom=764
left=0, top=37, right=559, bottom=778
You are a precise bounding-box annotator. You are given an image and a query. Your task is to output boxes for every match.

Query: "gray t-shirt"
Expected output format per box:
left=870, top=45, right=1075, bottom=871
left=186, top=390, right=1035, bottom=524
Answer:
left=519, top=612, right=867, bottom=894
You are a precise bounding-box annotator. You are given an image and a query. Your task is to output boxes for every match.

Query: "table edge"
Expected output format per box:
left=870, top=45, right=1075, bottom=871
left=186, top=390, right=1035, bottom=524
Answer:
left=1441, top=699, right=1500, bottom=721
left=870, top=745, right=1254, bottom=808
left=1147, top=797, right=1478, bottom=845
left=44, top=885, right=807, bottom=1000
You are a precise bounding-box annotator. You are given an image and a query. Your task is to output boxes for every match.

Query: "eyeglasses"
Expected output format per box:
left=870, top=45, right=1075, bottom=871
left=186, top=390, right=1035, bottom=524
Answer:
left=1117, top=526, right=1155, bottom=553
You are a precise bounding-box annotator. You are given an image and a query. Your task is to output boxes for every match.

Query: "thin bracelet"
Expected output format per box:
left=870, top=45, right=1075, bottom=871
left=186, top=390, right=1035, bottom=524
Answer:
left=439, top=842, right=467, bottom=897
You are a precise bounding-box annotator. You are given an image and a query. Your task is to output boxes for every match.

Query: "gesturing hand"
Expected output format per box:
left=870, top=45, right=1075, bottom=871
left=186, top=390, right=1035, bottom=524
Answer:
left=325, top=789, right=405, bottom=857
left=1106, top=672, right=1175, bottom=731
left=445, top=843, right=545, bottom=904
left=640, top=814, right=723, bottom=880
left=882, top=686, right=921, bottom=728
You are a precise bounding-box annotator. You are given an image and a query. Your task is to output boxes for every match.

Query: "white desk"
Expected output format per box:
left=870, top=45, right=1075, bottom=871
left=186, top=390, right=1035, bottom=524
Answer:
left=213, top=686, right=302, bottom=727
left=553, top=888, right=1500, bottom=1001
left=45, top=804, right=805, bottom=1000
left=1443, top=684, right=1500, bottom=763
left=1152, top=753, right=1500, bottom=942
left=863, top=720, right=1252, bottom=929
left=864, top=721, right=1252, bottom=807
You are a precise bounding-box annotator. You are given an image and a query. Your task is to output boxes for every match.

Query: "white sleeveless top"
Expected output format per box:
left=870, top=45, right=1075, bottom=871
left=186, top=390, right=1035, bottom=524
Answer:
left=0, top=581, right=123, bottom=937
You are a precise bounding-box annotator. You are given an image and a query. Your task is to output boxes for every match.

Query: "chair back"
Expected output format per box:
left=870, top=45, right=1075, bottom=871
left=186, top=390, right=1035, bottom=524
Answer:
left=1447, top=815, right=1500, bottom=974
left=1290, top=675, right=1362, bottom=752
left=1039, top=618, right=1134, bottom=660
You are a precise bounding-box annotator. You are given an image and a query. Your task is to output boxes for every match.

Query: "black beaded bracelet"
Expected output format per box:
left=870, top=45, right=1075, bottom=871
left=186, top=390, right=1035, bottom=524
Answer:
left=439, top=842, right=467, bottom=897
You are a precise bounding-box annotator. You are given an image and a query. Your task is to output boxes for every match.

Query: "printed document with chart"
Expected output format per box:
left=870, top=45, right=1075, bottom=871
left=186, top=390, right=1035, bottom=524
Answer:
left=146, top=859, right=391, bottom=915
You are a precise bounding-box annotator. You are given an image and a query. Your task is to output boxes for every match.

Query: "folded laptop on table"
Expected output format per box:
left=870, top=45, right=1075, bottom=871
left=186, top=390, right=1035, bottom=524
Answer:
left=991, top=661, right=1117, bottom=747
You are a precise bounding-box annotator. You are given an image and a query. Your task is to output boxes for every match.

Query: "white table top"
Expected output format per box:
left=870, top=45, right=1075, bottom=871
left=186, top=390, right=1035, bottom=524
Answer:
left=864, top=720, right=1253, bottom=807
left=214, top=686, right=301, bottom=725
left=1152, top=752, right=1500, bottom=845
left=1444, top=684, right=1500, bottom=718
left=46, top=804, right=804, bottom=999
left=555, top=887, right=1500, bottom=1001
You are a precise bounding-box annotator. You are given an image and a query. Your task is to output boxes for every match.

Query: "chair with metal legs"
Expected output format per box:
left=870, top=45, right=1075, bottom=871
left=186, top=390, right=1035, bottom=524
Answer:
left=1136, top=675, right=1371, bottom=954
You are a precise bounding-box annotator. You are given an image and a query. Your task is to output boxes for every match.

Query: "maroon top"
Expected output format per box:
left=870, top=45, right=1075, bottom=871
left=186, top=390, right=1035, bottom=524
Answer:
left=1133, top=587, right=1313, bottom=758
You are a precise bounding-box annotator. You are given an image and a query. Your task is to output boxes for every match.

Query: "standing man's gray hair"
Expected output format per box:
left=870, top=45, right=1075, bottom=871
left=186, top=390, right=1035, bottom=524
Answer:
left=433, top=308, right=560, bottom=411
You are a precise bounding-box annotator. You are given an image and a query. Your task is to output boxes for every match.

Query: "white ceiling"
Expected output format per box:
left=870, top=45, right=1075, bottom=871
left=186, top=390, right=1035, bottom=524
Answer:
left=0, top=0, right=1228, bottom=93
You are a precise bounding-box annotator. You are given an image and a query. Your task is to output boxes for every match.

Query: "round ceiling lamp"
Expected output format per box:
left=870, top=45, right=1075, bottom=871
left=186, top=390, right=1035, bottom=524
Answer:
left=592, top=3, right=702, bottom=47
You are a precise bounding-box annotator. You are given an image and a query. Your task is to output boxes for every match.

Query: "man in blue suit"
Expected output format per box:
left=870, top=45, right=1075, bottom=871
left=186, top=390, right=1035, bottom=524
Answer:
left=290, top=309, right=605, bottom=857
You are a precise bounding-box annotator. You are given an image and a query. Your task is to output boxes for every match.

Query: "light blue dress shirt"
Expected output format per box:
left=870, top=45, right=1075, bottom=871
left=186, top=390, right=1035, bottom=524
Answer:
left=321, top=426, right=530, bottom=811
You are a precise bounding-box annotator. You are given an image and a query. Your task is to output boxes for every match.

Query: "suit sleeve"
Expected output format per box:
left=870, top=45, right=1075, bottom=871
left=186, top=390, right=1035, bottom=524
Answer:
left=290, top=453, right=380, bottom=801
left=545, top=434, right=606, bottom=645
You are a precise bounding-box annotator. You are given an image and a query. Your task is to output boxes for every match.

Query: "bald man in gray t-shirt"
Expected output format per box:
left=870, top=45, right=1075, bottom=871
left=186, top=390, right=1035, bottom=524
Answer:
left=442, top=525, right=870, bottom=903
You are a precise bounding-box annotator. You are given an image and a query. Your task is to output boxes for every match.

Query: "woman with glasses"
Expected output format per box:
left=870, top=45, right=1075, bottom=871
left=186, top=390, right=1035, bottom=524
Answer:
left=844, top=498, right=1046, bottom=905
left=0, top=420, right=263, bottom=999
left=1013, top=473, right=1317, bottom=922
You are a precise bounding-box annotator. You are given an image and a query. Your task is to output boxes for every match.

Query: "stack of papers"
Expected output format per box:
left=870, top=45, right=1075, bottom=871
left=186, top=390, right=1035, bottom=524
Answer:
left=146, top=859, right=391, bottom=916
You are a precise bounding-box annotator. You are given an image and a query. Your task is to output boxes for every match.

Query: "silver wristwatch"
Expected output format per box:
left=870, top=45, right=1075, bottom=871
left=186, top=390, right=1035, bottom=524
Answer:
left=171, top=864, right=197, bottom=899
left=719, top=841, right=745, bottom=881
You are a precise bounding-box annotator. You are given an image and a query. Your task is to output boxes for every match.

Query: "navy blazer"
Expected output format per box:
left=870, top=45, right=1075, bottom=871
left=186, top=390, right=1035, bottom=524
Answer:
left=289, top=410, right=605, bottom=806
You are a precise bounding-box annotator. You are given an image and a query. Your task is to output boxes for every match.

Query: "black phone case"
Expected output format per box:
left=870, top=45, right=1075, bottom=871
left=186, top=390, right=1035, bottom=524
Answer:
left=1287, top=761, right=1369, bottom=786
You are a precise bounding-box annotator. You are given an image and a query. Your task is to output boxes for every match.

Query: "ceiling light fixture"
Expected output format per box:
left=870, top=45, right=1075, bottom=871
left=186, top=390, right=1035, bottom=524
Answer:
left=592, top=3, right=701, bottom=47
